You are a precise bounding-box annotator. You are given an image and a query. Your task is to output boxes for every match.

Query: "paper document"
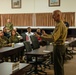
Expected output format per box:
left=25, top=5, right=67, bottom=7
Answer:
left=65, top=41, right=69, bottom=44
left=43, top=50, right=50, bottom=53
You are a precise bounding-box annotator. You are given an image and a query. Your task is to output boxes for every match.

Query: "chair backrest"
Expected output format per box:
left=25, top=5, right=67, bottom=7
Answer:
left=23, top=41, right=32, bottom=52
left=23, top=41, right=32, bottom=62
left=21, top=33, right=26, bottom=41
left=30, top=35, right=40, bottom=49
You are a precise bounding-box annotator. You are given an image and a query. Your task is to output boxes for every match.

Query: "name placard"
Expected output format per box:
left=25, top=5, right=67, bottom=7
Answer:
left=12, top=62, right=19, bottom=72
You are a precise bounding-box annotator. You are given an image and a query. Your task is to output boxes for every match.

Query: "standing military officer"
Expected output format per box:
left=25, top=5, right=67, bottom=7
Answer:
left=5, top=18, right=13, bottom=31
left=41, top=10, right=67, bottom=75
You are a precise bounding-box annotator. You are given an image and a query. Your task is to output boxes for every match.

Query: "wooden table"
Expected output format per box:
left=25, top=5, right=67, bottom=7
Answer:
left=0, top=62, right=29, bottom=75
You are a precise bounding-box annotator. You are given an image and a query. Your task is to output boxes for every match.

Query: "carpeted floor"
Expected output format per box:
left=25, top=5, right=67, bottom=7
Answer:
left=64, top=55, right=76, bottom=75
left=31, top=55, right=76, bottom=75
left=41, top=55, right=76, bottom=75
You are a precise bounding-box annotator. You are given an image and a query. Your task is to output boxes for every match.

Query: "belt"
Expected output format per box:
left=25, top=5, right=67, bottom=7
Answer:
left=53, top=43, right=65, bottom=46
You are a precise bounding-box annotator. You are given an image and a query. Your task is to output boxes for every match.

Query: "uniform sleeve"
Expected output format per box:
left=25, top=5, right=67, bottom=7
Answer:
left=52, top=25, right=61, bottom=42
left=10, top=23, right=13, bottom=30
left=0, top=43, right=2, bottom=48
left=41, top=24, right=62, bottom=43
left=4, top=37, right=9, bottom=43
left=9, top=37, right=12, bottom=43
left=41, top=34, right=53, bottom=42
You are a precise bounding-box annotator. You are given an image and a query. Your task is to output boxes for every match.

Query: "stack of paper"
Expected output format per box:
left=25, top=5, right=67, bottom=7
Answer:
left=43, top=50, right=50, bottom=53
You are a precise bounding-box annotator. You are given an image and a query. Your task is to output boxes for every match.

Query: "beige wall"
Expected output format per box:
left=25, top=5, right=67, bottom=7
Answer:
left=0, top=0, right=76, bottom=26
left=0, top=0, right=76, bottom=13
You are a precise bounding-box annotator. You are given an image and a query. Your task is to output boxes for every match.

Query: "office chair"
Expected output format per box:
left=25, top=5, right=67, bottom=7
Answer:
left=23, top=41, right=33, bottom=62
left=30, top=35, right=51, bottom=70
left=65, top=47, right=73, bottom=60
left=30, top=35, right=40, bottom=49
left=30, top=35, right=45, bottom=67
left=65, top=40, right=76, bottom=60
left=70, top=40, right=76, bottom=54
left=21, top=33, right=26, bottom=41
left=67, top=40, right=76, bottom=55
left=23, top=41, right=47, bottom=75
left=23, top=41, right=35, bottom=75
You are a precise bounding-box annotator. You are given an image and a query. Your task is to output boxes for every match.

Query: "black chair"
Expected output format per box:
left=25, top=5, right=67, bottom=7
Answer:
left=21, top=33, right=26, bottom=41
left=30, top=35, right=45, bottom=69
left=30, top=35, right=51, bottom=70
left=23, top=41, right=35, bottom=75
left=30, top=35, right=40, bottom=49
left=23, top=41, right=47, bottom=75
left=65, top=41, right=76, bottom=60
left=23, top=41, right=33, bottom=62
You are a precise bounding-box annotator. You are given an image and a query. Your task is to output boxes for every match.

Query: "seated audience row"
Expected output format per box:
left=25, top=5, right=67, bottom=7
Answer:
left=0, top=26, right=49, bottom=48
left=0, top=29, right=22, bottom=48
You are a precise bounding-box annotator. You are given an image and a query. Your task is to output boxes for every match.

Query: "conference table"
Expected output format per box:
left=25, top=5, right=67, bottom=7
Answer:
left=0, top=38, right=75, bottom=60
left=0, top=62, right=29, bottom=75
left=0, top=43, right=24, bottom=61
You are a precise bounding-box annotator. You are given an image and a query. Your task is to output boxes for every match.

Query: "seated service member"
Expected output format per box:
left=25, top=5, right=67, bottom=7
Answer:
left=42, top=29, right=48, bottom=36
left=36, top=28, right=42, bottom=36
left=14, top=28, right=23, bottom=40
left=41, top=10, right=67, bottom=75
left=34, top=28, right=42, bottom=42
left=14, top=28, right=21, bottom=36
left=25, top=27, right=34, bottom=44
left=9, top=29, right=19, bottom=43
left=3, top=27, right=11, bottom=38
left=0, top=30, right=11, bottom=48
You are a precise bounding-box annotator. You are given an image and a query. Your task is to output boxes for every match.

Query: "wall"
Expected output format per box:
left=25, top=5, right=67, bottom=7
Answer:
left=0, top=0, right=76, bottom=26
left=35, top=0, right=76, bottom=13
left=0, top=0, right=76, bottom=13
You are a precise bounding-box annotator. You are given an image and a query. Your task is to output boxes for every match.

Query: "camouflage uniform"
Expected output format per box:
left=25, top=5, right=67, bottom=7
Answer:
left=9, top=36, right=19, bottom=43
left=0, top=36, right=9, bottom=48
left=5, top=22, right=13, bottom=31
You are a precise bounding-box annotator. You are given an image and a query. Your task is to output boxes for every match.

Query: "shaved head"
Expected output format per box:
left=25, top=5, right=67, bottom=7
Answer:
left=52, top=10, right=62, bottom=22
left=53, top=10, right=62, bottom=15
